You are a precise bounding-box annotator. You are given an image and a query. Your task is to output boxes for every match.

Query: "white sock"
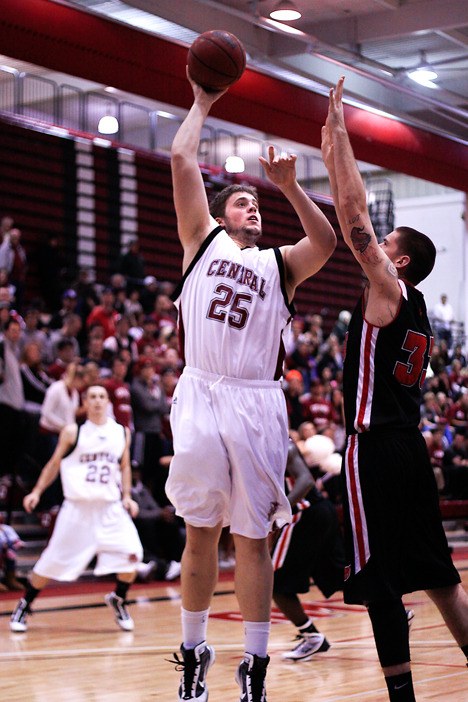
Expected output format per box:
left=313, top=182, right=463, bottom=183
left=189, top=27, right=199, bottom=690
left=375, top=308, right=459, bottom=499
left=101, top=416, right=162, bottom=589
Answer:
left=298, top=618, right=314, bottom=633
left=181, top=607, right=210, bottom=649
left=244, top=620, right=270, bottom=658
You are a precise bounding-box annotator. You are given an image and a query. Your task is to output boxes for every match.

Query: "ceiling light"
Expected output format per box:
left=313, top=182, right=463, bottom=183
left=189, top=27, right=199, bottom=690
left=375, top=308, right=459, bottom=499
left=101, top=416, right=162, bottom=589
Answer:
left=224, top=155, right=245, bottom=173
left=98, top=115, right=119, bottom=134
left=407, top=51, right=438, bottom=89
left=270, top=1, right=302, bottom=22
left=407, top=68, right=438, bottom=89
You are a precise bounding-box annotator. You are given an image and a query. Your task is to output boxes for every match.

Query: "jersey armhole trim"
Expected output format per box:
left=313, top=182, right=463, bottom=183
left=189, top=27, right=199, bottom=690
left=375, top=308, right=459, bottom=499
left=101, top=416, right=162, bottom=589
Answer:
left=274, top=247, right=296, bottom=317
left=63, top=424, right=80, bottom=459
left=119, top=424, right=127, bottom=464
left=171, top=226, right=224, bottom=302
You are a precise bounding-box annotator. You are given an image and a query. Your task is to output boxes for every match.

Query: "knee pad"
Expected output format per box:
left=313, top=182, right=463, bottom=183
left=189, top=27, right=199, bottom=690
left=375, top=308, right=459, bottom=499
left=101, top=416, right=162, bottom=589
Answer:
left=367, top=599, right=410, bottom=668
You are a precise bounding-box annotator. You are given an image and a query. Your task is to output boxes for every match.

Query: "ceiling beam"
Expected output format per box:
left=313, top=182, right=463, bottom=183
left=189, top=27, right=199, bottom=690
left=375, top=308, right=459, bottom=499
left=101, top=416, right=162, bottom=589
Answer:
left=435, top=28, right=468, bottom=50
left=307, top=0, right=468, bottom=45
left=124, top=0, right=272, bottom=55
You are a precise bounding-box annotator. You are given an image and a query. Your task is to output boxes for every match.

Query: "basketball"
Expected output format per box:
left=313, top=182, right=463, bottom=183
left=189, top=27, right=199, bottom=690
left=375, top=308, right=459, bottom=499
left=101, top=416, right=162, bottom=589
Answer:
left=187, top=30, right=246, bottom=92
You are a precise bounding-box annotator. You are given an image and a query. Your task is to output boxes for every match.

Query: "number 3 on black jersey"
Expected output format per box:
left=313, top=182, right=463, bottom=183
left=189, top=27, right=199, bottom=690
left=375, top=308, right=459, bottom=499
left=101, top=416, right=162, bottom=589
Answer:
left=394, top=331, right=434, bottom=388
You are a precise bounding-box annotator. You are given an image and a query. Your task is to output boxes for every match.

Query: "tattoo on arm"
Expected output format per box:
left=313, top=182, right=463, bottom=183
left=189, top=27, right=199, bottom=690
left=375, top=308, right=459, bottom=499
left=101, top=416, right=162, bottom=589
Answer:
left=351, top=226, right=371, bottom=254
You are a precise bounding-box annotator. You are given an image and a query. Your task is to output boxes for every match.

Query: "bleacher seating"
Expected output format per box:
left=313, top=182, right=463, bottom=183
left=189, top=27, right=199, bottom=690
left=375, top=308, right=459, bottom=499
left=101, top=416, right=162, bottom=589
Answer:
left=0, top=115, right=362, bottom=331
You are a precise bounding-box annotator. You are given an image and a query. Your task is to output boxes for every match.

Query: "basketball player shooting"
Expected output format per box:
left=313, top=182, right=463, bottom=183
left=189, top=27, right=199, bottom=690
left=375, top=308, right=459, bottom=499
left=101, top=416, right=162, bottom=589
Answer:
left=165, top=66, right=336, bottom=702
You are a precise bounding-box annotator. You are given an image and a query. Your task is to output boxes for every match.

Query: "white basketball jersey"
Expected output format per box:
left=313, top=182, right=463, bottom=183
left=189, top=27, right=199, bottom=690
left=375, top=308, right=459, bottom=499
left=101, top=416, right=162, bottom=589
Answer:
left=172, top=225, right=295, bottom=380
left=60, top=418, right=126, bottom=501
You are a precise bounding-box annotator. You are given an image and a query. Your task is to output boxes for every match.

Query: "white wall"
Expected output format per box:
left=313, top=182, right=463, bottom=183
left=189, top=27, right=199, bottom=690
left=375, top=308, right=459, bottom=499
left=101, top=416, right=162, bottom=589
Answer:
left=394, top=192, right=467, bottom=341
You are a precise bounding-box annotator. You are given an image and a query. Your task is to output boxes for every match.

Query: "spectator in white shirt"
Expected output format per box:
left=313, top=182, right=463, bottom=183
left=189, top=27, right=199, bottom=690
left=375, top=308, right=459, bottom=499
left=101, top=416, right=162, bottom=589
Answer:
left=433, top=293, right=454, bottom=347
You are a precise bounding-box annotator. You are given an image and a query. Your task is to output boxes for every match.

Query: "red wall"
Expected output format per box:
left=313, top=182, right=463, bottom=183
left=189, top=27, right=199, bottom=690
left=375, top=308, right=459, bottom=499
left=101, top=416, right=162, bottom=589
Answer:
left=1, top=0, right=467, bottom=192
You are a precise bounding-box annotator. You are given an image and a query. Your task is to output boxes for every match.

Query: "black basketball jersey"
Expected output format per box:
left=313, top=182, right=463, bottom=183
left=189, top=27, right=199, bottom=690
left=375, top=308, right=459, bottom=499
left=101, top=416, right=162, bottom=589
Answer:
left=343, top=280, right=433, bottom=435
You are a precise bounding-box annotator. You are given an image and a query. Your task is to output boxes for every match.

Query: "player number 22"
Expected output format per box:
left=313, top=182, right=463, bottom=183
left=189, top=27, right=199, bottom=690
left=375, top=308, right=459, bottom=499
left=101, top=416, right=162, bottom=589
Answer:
left=394, top=330, right=433, bottom=388
left=86, top=464, right=111, bottom=484
left=207, top=284, right=252, bottom=330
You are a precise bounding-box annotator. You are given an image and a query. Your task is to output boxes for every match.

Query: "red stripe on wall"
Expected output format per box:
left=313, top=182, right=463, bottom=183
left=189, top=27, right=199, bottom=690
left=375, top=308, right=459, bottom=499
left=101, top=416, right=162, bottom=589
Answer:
left=1, top=0, right=466, bottom=191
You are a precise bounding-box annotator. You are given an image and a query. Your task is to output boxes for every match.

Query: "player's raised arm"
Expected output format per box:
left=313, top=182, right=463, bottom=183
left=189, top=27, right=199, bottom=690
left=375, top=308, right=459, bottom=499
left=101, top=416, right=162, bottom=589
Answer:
left=23, top=423, right=77, bottom=513
left=322, top=77, right=401, bottom=310
left=259, top=146, right=336, bottom=300
left=171, top=71, right=227, bottom=270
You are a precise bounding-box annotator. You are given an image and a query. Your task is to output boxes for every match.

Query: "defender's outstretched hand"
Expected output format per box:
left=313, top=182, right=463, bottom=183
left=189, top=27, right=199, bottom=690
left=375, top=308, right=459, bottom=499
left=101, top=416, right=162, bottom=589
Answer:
left=321, top=123, right=334, bottom=172
left=325, top=76, right=346, bottom=132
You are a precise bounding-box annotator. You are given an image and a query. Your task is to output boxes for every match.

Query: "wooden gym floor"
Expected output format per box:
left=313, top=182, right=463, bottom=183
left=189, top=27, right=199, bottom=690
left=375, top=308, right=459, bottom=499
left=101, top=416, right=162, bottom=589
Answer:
left=0, top=552, right=467, bottom=702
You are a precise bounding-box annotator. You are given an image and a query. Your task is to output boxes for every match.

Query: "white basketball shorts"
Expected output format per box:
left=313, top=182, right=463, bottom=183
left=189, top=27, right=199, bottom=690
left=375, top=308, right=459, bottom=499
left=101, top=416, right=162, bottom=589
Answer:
left=166, top=366, right=292, bottom=539
left=33, top=500, right=143, bottom=581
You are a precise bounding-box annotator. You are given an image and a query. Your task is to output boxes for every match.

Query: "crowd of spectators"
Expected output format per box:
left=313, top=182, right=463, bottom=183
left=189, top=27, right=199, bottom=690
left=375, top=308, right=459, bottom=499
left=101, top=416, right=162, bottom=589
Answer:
left=0, top=215, right=467, bottom=584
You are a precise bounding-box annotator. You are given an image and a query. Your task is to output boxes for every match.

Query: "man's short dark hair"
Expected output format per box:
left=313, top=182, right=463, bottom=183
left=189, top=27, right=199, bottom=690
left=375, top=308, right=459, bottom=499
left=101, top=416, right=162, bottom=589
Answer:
left=57, top=339, right=74, bottom=351
left=209, top=184, right=259, bottom=219
left=4, top=316, right=20, bottom=331
left=396, top=226, right=436, bottom=285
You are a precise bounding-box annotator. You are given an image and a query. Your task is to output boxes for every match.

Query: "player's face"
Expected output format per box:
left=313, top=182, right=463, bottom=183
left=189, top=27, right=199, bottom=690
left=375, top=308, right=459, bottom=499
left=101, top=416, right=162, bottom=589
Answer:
left=220, top=192, right=262, bottom=244
left=379, top=230, right=402, bottom=263
left=85, top=387, right=109, bottom=416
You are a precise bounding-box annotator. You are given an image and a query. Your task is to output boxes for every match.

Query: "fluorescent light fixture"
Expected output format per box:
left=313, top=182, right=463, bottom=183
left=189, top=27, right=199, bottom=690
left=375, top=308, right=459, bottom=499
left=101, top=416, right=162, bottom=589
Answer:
left=264, top=17, right=304, bottom=35
left=407, top=68, right=438, bottom=89
left=98, top=115, right=119, bottom=134
left=157, top=110, right=177, bottom=119
left=270, top=1, right=302, bottom=22
left=224, top=155, right=245, bottom=173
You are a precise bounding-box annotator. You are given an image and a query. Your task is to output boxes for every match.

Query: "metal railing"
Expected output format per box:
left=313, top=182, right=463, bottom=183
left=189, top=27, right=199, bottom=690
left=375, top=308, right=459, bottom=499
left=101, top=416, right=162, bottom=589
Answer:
left=0, top=67, right=324, bottom=184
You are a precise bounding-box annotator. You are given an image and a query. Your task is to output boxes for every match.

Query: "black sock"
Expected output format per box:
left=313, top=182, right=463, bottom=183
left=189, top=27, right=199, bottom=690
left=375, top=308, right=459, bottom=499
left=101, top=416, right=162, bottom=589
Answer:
left=298, top=619, right=319, bottom=635
left=24, top=582, right=41, bottom=605
left=5, top=556, right=16, bottom=573
left=115, top=579, right=130, bottom=600
left=385, top=672, right=415, bottom=701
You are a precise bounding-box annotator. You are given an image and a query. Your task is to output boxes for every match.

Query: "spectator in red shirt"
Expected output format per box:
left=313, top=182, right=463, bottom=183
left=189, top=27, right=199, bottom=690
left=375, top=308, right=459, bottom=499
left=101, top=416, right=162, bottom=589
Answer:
left=104, top=355, right=133, bottom=430
left=136, top=316, right=161, bottom=355
left=303, top=382, right=338, bottom=430
left=47, top=339, right=77, bottom=381
left=86, top=286, right=119, bottom=339
left=149, top=293, right=177, bottom=333
left=446, top=393, right=468, bottom=432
